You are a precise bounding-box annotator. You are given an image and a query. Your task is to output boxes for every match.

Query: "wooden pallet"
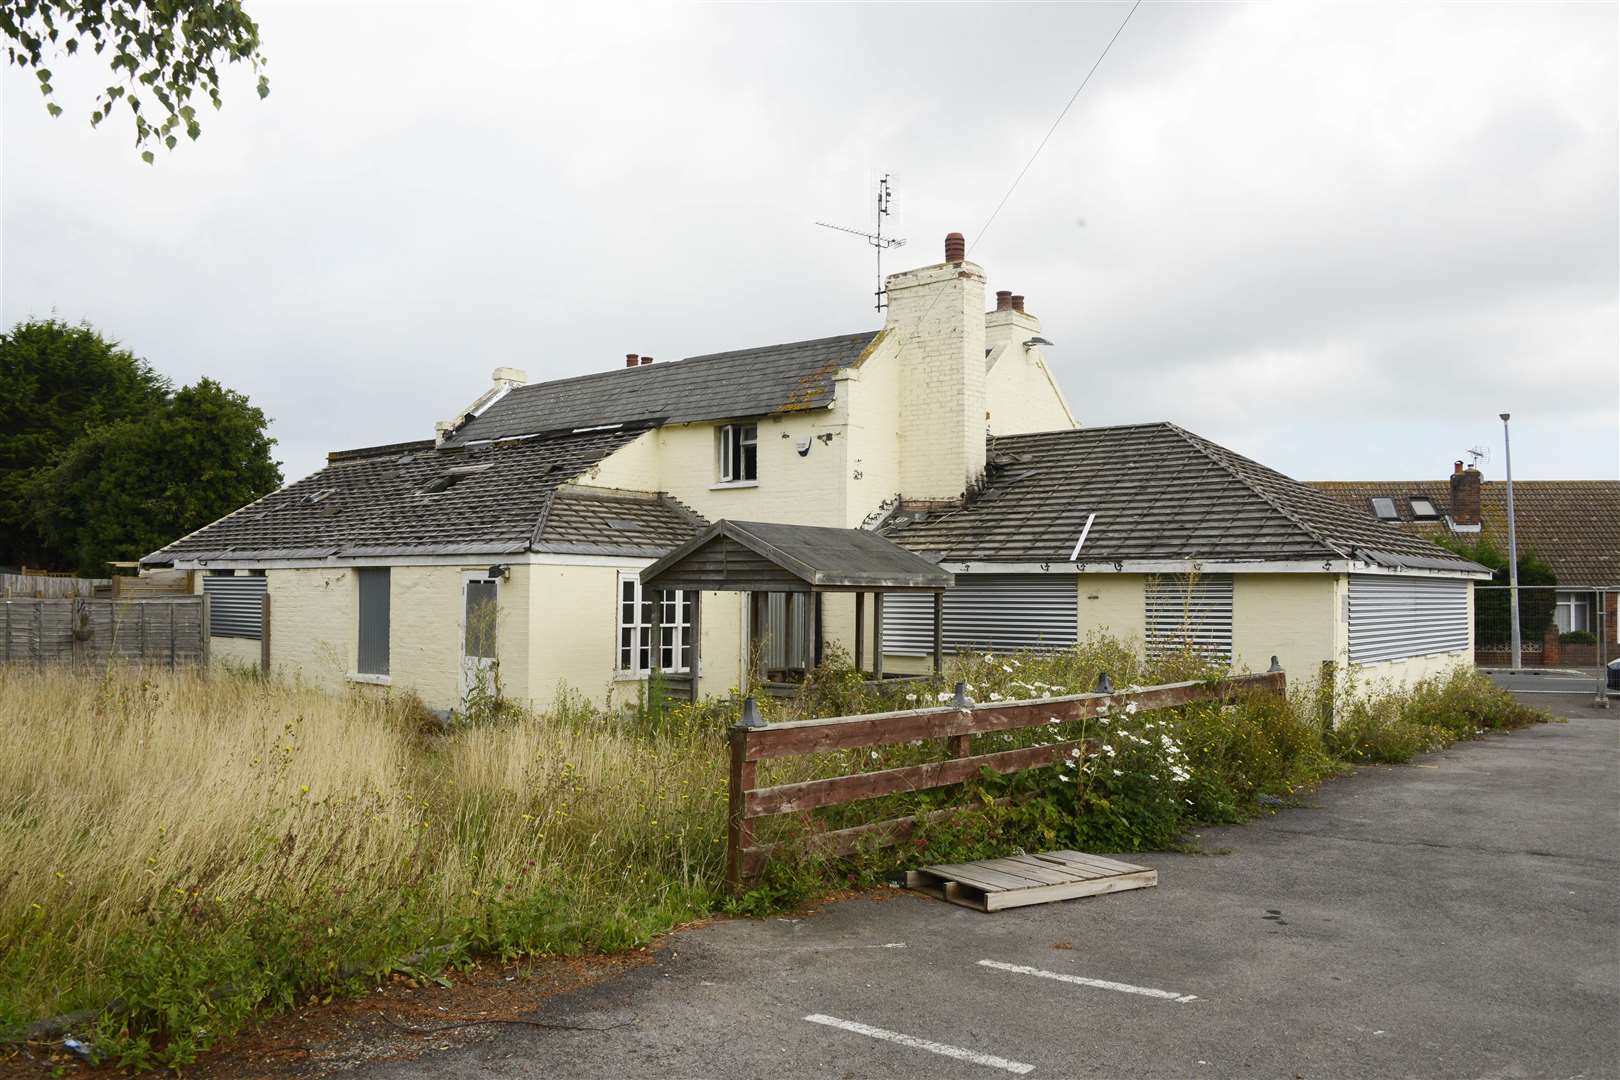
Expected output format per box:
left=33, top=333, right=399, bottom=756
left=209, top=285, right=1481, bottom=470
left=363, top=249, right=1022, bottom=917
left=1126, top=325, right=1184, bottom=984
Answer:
left=906, top=850, right=1157, bottom=912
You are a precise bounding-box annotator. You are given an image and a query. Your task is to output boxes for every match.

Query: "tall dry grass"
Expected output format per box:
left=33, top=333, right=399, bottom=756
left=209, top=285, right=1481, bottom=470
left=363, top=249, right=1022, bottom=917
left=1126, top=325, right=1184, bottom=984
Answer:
left=0, top=665, right=729, bottom=1028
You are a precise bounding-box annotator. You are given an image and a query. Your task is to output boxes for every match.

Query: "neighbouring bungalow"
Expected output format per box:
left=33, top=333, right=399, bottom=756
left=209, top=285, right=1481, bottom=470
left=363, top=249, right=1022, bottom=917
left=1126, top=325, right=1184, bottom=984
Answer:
left=144, top=234, right=1486, bottom=713
left=1315, top=465, right=1620, bottom=667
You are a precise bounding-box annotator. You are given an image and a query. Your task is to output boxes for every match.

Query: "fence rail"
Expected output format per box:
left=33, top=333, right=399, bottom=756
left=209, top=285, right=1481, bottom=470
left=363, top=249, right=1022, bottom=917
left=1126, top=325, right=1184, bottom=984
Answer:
left=0, top=597, right=208, bottom=670
left=726, top=667, right=1288, bottom=889
left=0, top=572, right=110, bottom=599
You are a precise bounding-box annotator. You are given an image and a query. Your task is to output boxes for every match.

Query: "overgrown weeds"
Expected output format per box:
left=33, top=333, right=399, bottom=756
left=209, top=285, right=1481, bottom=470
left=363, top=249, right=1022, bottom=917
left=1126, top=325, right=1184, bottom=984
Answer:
left=0, top=647, right=1548, bottom=1067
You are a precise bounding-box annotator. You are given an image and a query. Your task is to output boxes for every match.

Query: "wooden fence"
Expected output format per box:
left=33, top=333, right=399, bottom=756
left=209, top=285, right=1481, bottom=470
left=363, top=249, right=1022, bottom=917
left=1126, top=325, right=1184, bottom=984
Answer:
left=0, top=597, right=208, bottom=670
left=0, top=572, right=111, bottom=599
left=726, top=668, right=1288, bottom=889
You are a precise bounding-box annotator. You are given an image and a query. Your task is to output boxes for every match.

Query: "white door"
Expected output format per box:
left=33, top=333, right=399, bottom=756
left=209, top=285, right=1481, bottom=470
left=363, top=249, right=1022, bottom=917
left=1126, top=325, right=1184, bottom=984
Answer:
left=460, top=571, right=500, bottom=702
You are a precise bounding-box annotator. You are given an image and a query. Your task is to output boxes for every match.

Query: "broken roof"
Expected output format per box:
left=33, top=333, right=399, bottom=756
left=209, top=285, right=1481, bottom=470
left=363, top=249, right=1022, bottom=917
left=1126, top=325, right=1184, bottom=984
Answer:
left=142, top=428, right=705, bottom=565
left=1314, top=479, right=1620, bottom=588
left=446, top=331, right=879, bottom=445
left=643, top=520, right=955, bottom=593
left=882, top=423, right=1487, bottom=573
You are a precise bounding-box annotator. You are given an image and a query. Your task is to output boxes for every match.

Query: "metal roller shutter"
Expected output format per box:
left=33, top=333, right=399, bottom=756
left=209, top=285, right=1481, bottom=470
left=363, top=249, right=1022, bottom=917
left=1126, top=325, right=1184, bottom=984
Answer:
left=882, top=574, right=1077, bottom=656
left=202, top=575, right=266, bottom=639
left=1348, top=575, right=1469, bottom=663
left=1145, top=574, right=1233, bottom=662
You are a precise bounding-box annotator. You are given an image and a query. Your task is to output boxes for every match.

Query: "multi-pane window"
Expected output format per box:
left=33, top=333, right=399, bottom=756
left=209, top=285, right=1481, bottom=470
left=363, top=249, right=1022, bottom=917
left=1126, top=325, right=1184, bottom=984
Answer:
left=356, top=567, right=391, bottom=675
left=1555, top=591, right=1590, bottom=634
left=718, top=423, right=758, bottom=483
left=618, top=573, right=692, bottom=674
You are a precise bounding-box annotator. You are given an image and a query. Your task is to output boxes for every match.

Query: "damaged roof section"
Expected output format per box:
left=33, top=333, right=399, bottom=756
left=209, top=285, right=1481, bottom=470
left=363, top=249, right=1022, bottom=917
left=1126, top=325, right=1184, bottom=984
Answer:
left=143, top=427, right=705, bottom=565
left=882, top=423, right=1489, bottom=572
left=447, top=331, right=877, bottom=444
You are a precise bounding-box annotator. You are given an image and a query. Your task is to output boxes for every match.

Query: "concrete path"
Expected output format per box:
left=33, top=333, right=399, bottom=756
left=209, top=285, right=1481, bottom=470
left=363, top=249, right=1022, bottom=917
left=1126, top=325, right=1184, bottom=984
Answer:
left=350, top=700, right=1619, bottom=1079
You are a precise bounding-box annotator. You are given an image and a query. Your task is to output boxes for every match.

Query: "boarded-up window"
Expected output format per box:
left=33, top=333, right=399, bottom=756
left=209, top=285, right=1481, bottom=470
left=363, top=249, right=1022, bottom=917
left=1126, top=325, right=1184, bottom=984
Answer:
left=1145, top=574, right=1233, bottom=663
left=201, top=574, right=266, bottom=640
left=1347, top=575, right=1469, bottom=663
left=356, top=568, right=390, bottom=675
left=881, top=575, right=1077, bottom=657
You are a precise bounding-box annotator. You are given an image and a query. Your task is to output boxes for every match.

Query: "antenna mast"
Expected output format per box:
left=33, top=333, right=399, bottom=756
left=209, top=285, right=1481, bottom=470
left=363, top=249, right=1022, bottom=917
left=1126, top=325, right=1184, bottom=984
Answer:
left=816, top=173, right=907, bottom=312
left=1465, top=445, right=1490, bottom=468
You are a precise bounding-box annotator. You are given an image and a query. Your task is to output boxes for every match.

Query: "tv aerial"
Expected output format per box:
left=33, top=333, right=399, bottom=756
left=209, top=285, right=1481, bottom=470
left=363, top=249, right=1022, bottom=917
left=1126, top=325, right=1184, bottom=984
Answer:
left=1465, top=445, right=1490, bottom=468
left=816, top=174, right=907, bottom=312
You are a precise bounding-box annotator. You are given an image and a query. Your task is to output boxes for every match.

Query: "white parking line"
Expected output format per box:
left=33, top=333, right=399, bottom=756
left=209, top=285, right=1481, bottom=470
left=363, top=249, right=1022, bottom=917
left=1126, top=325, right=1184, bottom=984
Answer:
left=803, top=1013, right=1036, bottom=1075
left=977, top=959, right=1198, bottom=1003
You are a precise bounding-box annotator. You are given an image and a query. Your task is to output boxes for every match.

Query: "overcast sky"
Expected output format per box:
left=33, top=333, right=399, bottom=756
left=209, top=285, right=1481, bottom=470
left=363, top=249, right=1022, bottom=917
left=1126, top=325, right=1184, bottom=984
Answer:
left=4, top=2, right=1616, bottom=486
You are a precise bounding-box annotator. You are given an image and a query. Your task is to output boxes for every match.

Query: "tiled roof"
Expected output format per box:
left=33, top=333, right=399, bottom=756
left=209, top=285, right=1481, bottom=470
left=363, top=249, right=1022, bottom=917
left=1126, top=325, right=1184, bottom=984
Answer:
left=1314, top=480, right=1620, bottom=588
left=448, top=331, right=879, bottom=445
left=143, top=428, right=705, bottom=564
left=535, top=486, right=707, bottom=558
left=881, top=423, right=1483, bottom=572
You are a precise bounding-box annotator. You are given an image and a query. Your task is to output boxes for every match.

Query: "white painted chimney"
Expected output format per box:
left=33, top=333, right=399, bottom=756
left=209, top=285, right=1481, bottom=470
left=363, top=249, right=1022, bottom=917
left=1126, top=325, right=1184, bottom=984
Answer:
left=883, top=232, right=987, bottom=502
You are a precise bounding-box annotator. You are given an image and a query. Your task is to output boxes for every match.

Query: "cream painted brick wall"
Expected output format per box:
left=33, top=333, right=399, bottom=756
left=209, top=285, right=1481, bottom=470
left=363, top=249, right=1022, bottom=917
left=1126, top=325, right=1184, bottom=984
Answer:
left=885, top=260, right=987, bottom=501
left=984, top=308, right=1075, bottom=436
left=208, top=635, right=261, bottom=671
left=266, top=567, right=356, bottom=691
left=1078, top=574, right=1147, bottom=647
left=1233, top=574, right=1338, bottom=677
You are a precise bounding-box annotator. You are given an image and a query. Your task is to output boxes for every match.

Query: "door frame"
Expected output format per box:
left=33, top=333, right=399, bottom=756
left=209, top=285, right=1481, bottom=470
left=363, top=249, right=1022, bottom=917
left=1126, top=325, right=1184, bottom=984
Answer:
left=459, top=569, right=501, bottom=703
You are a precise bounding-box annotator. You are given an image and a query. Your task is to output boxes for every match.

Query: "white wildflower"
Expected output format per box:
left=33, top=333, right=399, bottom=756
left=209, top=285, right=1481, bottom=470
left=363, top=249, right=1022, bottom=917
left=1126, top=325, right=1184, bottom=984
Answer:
left=1113, top=769, right=1124, bottom=777
left=1125, top=701, right=1139, bottom=716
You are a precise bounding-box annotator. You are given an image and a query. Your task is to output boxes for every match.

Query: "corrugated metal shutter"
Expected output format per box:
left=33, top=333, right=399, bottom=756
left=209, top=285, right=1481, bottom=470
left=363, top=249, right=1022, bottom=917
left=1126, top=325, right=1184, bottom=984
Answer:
left=1145, top=574, right=1233, bottom=662
left=1348, top=575, right=1469, bottom=663
left=763, top=593, right=813, bottom=670
left=882, top=575, right=1077, bottom=656
left=201, top=575, right=266, bottom=639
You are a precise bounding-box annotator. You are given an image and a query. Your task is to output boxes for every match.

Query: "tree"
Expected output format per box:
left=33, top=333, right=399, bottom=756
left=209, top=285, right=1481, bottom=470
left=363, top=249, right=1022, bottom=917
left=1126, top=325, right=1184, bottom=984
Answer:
left=28, top=378, right=282, bottom=575
left=0, top=318, right=169, bottom=567
left=2, top=0, right=269, bottom=162
left=1436, top=535, right=1557, bottom=646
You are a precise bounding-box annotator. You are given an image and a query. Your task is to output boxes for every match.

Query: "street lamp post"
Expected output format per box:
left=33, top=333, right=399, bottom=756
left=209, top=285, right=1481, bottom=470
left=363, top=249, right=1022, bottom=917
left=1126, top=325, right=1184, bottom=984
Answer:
left=1500, top=413, right=1521, bottom=671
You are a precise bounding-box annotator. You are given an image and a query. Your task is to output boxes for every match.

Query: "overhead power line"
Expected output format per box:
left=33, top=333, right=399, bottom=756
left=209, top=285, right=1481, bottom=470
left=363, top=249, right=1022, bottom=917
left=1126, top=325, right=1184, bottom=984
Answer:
left=970, top=0, right=1143, bottom=252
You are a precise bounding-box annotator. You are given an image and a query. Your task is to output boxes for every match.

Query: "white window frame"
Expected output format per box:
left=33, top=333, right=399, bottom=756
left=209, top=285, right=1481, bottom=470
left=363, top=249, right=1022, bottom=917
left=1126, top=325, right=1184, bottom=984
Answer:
left=1555, top=591, right=1590, bottom=634
left=616, top=571, right=692, bottom=677
left=717, top=423, right=758, bottom=484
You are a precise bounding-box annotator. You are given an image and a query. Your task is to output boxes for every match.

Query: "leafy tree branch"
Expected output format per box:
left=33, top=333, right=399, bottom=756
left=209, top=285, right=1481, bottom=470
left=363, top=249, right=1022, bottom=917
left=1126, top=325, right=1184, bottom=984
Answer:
left=1, top=0, right=269, bottom=161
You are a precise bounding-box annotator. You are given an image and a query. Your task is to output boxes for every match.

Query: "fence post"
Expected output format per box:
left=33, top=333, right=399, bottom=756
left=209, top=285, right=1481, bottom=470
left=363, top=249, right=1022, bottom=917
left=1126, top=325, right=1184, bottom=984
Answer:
left=34, top=600, right=44, bottom=670
left=260, top=592, right=272, bottom=675
left=947, top=681, right=971, bottom=759
left=168, top=603, right=176, bottom=671
left=3, top=602, right=9, bottom=664
left=727, top=697, right=763, bottom=892
left=200, top=595, right=211, bottom=668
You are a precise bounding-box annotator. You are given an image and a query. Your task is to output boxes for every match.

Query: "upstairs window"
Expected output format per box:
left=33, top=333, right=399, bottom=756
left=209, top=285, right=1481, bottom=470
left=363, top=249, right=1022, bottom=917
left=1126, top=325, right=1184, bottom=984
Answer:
left=718, top=423, right=758, bottom=483
left=617, top=573, right=692, bottom=675
left=1409, top=497, right=1439, bottom=520
left=1370, top=497, right=1398, bottom=521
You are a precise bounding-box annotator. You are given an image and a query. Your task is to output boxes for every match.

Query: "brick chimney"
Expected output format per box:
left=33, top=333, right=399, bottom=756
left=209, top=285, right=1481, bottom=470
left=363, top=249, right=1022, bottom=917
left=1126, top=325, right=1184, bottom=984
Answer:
left=1450, top=460, right=1482, bottom=526
left=883, top=232, right=988, bottom=501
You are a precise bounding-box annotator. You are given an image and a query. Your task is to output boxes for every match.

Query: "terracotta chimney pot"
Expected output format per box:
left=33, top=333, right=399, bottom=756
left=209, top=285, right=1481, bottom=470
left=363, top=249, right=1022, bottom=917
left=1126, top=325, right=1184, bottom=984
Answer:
left=944, top=232, right=966, bottom=263
left=639, top=356, right=653, bottom=366
left=1010, top=295, right=1025, bottom=313
left=625, top=353, right=639, bottom=369
left=995, top=290, right=1013, bottom=312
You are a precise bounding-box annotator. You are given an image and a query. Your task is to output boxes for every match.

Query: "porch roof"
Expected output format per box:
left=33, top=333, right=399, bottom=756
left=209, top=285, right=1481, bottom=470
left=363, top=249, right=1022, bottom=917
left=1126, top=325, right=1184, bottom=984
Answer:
left=641, top=520, right=955, bottom=594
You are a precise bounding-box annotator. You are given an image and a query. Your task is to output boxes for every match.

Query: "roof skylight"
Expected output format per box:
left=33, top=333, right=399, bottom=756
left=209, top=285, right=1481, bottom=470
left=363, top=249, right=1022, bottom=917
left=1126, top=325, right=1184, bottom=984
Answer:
left=1409, top=497, right=1439, bottom=519
left=1370, top=497, right=1398, bottom=520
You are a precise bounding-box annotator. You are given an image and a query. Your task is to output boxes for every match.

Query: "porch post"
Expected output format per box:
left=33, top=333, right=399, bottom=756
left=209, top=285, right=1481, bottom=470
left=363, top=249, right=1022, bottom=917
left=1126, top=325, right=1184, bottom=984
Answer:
left=872, top=591, right=885, bottom=682
left=688, top=590, right=702, bottom=703
left=854, top=591, right=866, bottom=676
left=812, top=591, right=824, bottom=668
left=932, top=590, right=944, bottom=675
left=650, top=587, right=664, bottom=682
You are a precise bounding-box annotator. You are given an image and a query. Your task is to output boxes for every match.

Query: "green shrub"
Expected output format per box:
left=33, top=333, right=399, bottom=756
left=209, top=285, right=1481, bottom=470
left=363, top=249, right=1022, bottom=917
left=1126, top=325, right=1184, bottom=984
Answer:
left=1559, top=630, right=1597, bottom=645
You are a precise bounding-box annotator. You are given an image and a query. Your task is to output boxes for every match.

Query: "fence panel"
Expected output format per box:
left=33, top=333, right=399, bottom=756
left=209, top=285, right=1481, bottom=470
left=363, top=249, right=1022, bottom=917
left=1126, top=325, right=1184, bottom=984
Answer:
left=0, top=573, right=110, bottom=599
left=0, top=597, right=206, bottom=670
left=725, top=668, right=1287, bottom=889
